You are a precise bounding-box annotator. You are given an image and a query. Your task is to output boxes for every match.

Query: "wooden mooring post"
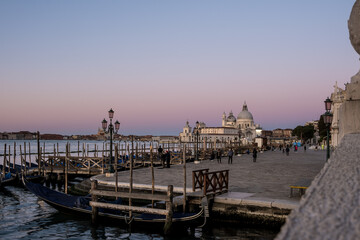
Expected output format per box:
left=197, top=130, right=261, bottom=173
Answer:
left=91, top=180, right=99, bottom=224
left=150, top=143, right=155, bottom=208
left=2, top=144, right=6, bottom=177
left=37, top=131, right=41, bottom=175
left=183, top=143, right=187, bottom=213
left=164, top=185, right=174, bottom=235
left=13, top=142, right=16, bottom=173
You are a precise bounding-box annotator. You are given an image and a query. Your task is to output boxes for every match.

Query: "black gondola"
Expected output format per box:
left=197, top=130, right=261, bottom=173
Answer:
left=0, top=172, right=18, bottom=188
left=23, top=178, right=204, bottom=233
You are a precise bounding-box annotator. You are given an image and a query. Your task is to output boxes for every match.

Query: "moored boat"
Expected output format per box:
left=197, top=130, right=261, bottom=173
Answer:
left=23, top=178, right=204, bottom=233
left=0, top=172, right=18, bottom=188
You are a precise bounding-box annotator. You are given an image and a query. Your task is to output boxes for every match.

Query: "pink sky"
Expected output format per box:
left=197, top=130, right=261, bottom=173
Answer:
left=0, top=1, right=359, bottom=135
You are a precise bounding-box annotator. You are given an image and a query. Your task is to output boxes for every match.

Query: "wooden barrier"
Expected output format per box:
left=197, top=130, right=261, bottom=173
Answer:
left=41, top=156, right=105, bottom=175
left=192, top=168, right=209, bottom=192
left=90, top=180, right=174, bottom=233
left=203, top=170, right=229, bottom=196
left=192, top=169, right=229, bottom=196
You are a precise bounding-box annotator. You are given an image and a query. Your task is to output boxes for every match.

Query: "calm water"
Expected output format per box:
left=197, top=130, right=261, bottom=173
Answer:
left=0, top=140, right=279, bottom=239
left=0, top=185, right=279, bottom=240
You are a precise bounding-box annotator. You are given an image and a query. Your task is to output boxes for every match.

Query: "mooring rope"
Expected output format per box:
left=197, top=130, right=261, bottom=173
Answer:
left=198, top=196, right=209, bottom=228
left=124, top=214, right=134, bottom=225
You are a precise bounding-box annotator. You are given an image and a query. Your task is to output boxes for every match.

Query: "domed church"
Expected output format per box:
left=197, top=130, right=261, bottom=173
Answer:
left=222, top=102, right=257, bottom=141
left=179, top=102, right=260, bottom=144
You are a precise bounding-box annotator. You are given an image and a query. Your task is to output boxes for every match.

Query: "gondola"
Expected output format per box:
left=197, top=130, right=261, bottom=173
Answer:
left=0, top=172, right=18, bottom=188
left=23, top=178, right=204, bottom=232
left=0, top=163, right=44, bottom=187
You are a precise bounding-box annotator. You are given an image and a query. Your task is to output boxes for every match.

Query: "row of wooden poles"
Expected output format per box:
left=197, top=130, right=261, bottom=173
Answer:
left=77, top=143, right=187, bottom=234
left=1, top=134, right=239, bottom=169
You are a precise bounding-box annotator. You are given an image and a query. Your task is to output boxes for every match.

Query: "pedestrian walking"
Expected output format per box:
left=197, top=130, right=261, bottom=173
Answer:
left=286, top=145, right=290, bottom=156
left=228, top=148, right=233, bottom=164
left=158, top=145, right=164, bottom=167
left=217, top=149, right=222, bottom=163
left=252, top=148, right=257, bottom=162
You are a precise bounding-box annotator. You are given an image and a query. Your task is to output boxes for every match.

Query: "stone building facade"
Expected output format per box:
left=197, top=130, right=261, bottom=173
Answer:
left=179, top=102, right=260, bottom=144
left=330, top=82, right=346, bottom=147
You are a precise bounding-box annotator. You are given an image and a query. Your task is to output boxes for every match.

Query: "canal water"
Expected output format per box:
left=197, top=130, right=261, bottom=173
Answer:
left=0, top=140, right=279, bottom=239
left=0, top=185, right=279, bottom=240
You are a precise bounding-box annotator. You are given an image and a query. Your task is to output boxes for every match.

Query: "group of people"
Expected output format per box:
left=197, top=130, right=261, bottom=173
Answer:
left=157, top=145, right=171, bottom=168
left=210, top=149, right=233, bottom=164
left=159, top=144, right=261, bottom=166
left=210, top=148, right=258, bottom=163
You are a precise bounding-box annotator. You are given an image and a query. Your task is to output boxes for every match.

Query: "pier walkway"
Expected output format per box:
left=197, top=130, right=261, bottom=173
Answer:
left=92, top=148, right=326, bottom=225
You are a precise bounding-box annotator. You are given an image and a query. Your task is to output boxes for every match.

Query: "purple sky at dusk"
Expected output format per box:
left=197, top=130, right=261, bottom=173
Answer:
left=0, top=1, right=359, bottom=136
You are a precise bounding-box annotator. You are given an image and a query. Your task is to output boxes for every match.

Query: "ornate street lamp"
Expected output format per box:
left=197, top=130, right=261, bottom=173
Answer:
left=102, top=108, right=120, bottom=173
left=323, top=97, right=333, bottom=161
left=194, top=121, right=200, bottom=164
left=325, top=97, right=332, bottom=112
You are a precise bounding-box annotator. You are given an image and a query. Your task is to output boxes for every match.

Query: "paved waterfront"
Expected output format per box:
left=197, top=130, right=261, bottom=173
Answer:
left=94, top=148, right=326, bottom=202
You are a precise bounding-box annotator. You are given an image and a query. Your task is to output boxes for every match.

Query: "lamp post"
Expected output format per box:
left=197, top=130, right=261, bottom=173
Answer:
left=102, top=108, right=120, bottom=173
left=194, top=121, right=200, bottom=164
left=323, top=97, right=333, bottom=161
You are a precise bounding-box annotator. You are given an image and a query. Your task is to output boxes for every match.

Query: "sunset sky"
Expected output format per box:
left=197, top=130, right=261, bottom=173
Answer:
left=0, top=1, right=359, bottom=135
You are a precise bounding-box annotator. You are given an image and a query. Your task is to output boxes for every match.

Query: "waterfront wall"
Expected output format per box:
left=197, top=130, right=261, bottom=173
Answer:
left=211, top=195, right=297, bottom=227
left=276, top=133, right=360, bottom=240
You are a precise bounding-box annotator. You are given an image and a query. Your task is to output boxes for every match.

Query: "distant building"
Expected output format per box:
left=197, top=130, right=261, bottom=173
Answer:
left=0, top=132, right=7, bottom=139
left=272, top=128, right=293, bottom=138
left=41, top=134, right=64, bottom=140
left=305, top=120, right=319, bottom=131
left=261, top=130, right=273, bottom=138
left=272, top=128, right=284, bottom=138
left=283, top=129, right=293, bottom=138
left=179, top=121, right=239, bottom=143
left=96, top=128, right=107, bottom=140
left=1, top=131, right=36, bottom=140
left=179, top=102, right=261, bottom=144
left=152, top=136, right=178, bottom=143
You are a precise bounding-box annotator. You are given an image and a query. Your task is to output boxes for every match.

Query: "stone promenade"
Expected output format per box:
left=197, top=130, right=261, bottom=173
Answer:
left=94, top=148, right=326, bottom=201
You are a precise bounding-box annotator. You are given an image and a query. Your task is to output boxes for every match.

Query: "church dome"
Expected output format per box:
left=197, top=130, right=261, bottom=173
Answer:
left=237, top=102, right=253, bottom=120
left=227, top=111, right=236, bottom=122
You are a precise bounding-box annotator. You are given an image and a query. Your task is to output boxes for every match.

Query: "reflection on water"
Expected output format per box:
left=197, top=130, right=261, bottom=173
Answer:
left=0, top=186, right=278, bottom=240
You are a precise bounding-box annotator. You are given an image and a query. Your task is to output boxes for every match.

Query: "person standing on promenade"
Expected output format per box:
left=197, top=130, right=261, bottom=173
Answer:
left=252, top=148, right=257, bottom=162
left=158, top=145, right=163, bottom=156
left=217, top=149, right=222, bottom=163
left=165, top=151, right=171, bottom=168
left=228, top=148, right=233, bottom=164
left=304, top=145, right=307, bottom=152
left=158, top=145, right=164, bottom=167
left=210, top=150, right=215, bottom=161
left=286, top=145, right=290, bottom=156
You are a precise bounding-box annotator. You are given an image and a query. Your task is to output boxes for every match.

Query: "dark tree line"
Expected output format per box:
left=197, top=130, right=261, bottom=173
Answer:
left=292, top=124, right=315, bottom=142
left=292, top=115, right=329, bottom=143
